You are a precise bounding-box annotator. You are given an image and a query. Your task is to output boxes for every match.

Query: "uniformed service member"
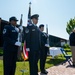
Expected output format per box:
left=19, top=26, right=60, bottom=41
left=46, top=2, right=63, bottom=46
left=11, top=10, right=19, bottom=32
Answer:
left=69, top=29, right=75, bottom=67
left=3, top=16, right=22, bottom=75
left=39, top=24, right=49, bottom=74
left=25, top=14, right=41, bottom=75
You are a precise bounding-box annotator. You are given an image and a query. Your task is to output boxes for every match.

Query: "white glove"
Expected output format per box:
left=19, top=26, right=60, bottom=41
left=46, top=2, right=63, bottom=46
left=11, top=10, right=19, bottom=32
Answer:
left=19, top=26, right=23, bottom=32
left=15, top=27, right=19, bottom=32
left=45, top=44, right=49, bottom=47
left=26, top=48, right=30, bottom=51
left=15, top=42, right=21, bottom=46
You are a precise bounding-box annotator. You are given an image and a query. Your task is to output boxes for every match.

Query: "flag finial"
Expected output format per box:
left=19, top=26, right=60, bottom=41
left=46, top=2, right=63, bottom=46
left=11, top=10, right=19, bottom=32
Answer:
left=29, top=2, right=31, bottom=6
left=21, top=14, right=23, bottom=17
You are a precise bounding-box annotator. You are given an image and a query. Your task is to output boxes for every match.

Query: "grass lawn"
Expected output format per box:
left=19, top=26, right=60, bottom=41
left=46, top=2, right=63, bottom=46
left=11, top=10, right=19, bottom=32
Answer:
left=0, top=55, right=65, bottom=75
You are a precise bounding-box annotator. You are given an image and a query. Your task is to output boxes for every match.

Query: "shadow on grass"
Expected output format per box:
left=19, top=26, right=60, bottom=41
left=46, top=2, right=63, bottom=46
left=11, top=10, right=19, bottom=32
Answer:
left=0, top=48, right=3, bottom=56
left=46, top=58, right=65, bottom=66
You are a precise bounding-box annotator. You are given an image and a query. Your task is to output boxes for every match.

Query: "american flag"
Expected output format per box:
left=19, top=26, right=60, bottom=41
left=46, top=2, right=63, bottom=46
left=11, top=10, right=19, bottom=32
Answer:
left=23, top=41, right=28, bottom=60
left=23, top=2, right=31, bottom=60
left=27, top=2, right=32, bottom=26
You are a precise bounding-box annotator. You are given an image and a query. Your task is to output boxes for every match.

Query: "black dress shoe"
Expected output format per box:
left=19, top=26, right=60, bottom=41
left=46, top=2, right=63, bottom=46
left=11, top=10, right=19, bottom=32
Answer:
left=41, top=70, right=48, bottom=74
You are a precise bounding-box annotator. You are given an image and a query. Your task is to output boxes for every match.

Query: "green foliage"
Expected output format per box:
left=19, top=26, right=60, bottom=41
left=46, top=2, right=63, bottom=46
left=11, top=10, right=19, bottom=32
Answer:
left=66, top=18, right=75, bottom=34
left=0, top=60, right=3, bottom=75
left=64, top=47, right=71, bottom=52
left=63, top=44, right=70, bottom=48
left=54, top=54, right=64, bottom=59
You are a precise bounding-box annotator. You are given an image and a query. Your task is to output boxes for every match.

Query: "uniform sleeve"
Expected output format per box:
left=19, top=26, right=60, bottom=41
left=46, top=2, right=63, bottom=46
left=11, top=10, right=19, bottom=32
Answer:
left=3, top=26, right=16, bottom=45
left=25, top=26, right=31, bottom=48
left=41, top=33, right=46, bottom=46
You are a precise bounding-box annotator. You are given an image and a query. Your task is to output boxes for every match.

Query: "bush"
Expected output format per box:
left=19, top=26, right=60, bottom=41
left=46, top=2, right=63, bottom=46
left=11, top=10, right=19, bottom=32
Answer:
left=54, top=54, right=64, bottom=59
left=63, top=44, right=70, bottom=48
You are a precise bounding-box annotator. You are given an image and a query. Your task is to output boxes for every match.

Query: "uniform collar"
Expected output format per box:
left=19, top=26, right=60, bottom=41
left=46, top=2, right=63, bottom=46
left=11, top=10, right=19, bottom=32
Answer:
left=32, top=23, right=37, bottom=27
left=11, top=25, right=15, bottom=28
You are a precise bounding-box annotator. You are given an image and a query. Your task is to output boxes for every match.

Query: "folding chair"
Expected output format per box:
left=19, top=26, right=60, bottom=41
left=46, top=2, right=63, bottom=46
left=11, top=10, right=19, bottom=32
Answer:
left=60, top=48, right=72, bottom=65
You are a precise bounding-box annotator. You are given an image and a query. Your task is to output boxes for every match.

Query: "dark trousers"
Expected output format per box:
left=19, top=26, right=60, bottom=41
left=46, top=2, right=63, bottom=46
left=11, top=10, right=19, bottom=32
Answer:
left=3, top=50, right=18, bottom=75
left=40, top=47, right=48, bottom=71
left=29, top=51, right=39, bottom=75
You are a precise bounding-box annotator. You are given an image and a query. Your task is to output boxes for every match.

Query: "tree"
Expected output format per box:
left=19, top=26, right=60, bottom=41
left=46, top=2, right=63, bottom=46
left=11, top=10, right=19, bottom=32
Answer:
left=66, top=18, right=75, bottom=34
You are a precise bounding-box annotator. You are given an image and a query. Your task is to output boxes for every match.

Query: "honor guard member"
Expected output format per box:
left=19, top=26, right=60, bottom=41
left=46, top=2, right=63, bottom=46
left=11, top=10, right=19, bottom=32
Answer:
left=25, top=14, right=41, bottom=75
left=3, top=16, right=22, bottom=75
left=39, top=24, right=49, bottom=74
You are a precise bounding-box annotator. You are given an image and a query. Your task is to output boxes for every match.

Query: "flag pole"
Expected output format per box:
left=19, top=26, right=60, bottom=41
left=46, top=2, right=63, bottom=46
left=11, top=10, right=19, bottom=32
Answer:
left=20, top=2, right=32, bottom=75
left=46, top=24, right=49, bottom=45
left=29, top=2, right=31, bottom=6
left=46, top=24, right=50, bottom=55
left=20, top=14, right=23, bottom=25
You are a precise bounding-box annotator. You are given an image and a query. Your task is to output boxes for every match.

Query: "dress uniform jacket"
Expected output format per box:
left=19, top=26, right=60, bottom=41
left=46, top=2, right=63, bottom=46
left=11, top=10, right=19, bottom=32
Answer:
left=3, top=25, right=18, bottom=51
left=41, top=32, right=48, bottom=47
left=25, top=24, right=41, bottom=51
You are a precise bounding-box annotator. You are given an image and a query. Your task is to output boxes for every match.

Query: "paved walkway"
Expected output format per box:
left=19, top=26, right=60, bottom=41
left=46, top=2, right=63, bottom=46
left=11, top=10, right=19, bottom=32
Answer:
left=39, top=61, right=75, bottom=75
